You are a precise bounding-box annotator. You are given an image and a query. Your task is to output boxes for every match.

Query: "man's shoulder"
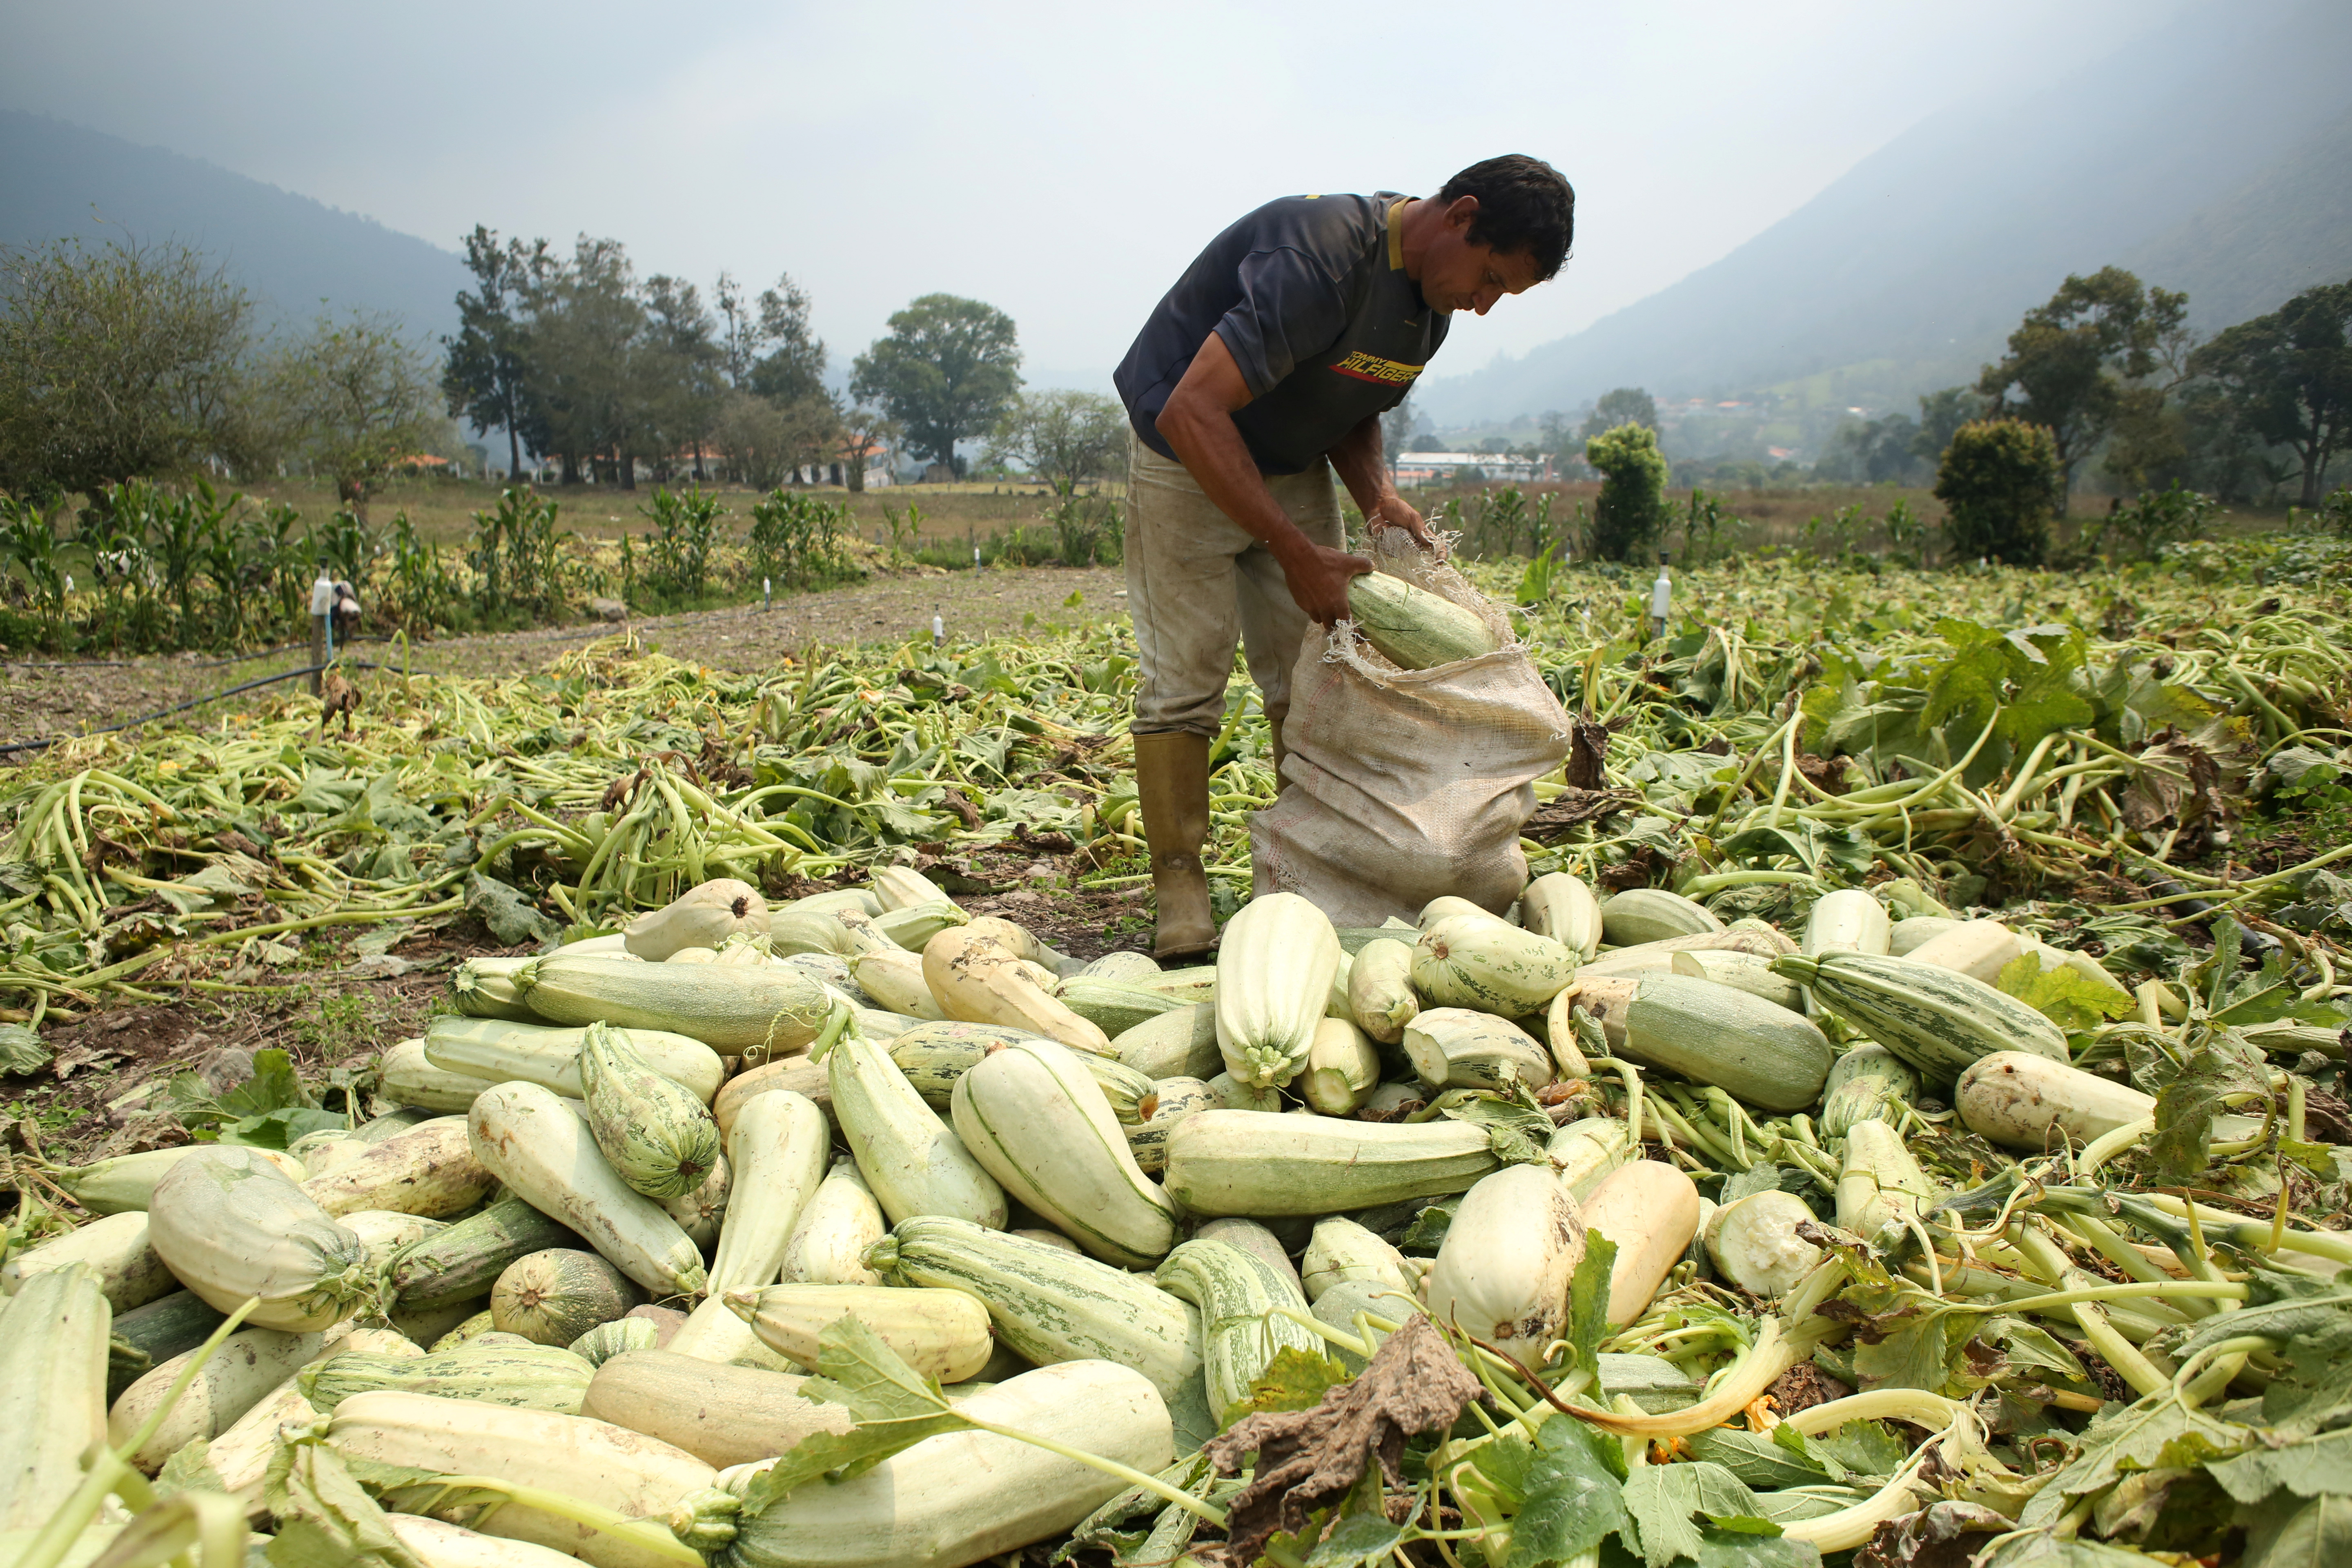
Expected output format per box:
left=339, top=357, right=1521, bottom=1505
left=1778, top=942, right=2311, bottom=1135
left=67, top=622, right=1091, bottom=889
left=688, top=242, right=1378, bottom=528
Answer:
left=1222, top=191, right=1392, bottom=258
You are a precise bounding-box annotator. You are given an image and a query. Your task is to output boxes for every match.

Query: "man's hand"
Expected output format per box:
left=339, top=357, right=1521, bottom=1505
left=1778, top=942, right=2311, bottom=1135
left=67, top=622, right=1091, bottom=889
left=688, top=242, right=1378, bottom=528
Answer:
left=1364, top=494, right=1437, bottom=550
left=1273, top=534, right=1375, bottom=625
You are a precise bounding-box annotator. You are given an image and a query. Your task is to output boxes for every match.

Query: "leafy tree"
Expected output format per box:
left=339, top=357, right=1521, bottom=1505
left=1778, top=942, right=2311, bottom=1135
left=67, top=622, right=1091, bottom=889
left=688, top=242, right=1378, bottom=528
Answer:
left=0, top=236, right=257, bottom=496
left=259, top=310, right=450, bottom=517
left=1933, top=418, right=2062, bottom=566
left=851, top=295, right=1023, bottom=474
left=528, top=238, right=651, bottom=487
left=713, top=271, right=760, bottom=387
left=2185, top=278, right=2352, bottom=508
left=640, top=274, right=726, bottom=481
left=747, top=275, right=829, bottom=407
left=1820, top=413, right=1922, bottom=483
left=1910, top=387, right=1984, bottom=468
left=1381, top=393, right=1420, bottom=475
left=837, top=403, right=899, bottom=494
left=1976, top=267, right=2188, bottom=496
left=1585, top=422, right=1668, bottom=561
left=1581, top=387, right=1657, bottom=442
left=441, top=226, right=546, bottom=482
left=986, top=390, right=1125, bottom=493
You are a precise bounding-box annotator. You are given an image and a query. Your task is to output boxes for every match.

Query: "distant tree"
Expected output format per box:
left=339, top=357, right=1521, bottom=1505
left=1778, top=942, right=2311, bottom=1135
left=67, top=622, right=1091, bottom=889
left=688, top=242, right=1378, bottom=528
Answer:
left=0, top=236, right=257, bottom=496
left=526, top=238, right=651, bottom=487
left=1976, top=267, right=2187, bottom=497
left=1910, top=387, right=1984, bottom=468
left=1933, top=418, right=2062, bottom=566
left=2185, top=278, right=2352, bottom=508
left=1581, top=387, right=1657, bottom=442
left=851, top=295, right=1023, bottom=475
left=837, top=402, right=899, bottom=494
left=986, top=390, right=1126, bottom=493
left=441, top=226, right=546, bottom=482
left=260, top=309, right=449, bottom=517
left=713, top=389, right=831, bottom=489
left=747, top=275, right=828, bottom=406
left=640, top=274, right=725, bottom=481
left=1585, top=422, right=1668, bottom=561
left=1820, top=413, right=1923, bottom=484
left=1381, top=392, right=1419, bottom=475
left=713, top=271, right=760, bottom=388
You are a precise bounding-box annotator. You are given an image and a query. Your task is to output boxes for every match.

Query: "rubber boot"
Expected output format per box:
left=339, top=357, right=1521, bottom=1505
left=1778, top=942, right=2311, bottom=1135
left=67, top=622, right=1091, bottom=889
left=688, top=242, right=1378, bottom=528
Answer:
left=1134, top=730, right=1217, bottom=958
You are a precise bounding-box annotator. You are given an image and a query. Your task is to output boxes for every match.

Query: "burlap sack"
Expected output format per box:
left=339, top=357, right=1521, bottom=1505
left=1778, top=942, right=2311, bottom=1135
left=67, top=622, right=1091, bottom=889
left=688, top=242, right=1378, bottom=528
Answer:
left=1250, top=528, right=1571, bottom=926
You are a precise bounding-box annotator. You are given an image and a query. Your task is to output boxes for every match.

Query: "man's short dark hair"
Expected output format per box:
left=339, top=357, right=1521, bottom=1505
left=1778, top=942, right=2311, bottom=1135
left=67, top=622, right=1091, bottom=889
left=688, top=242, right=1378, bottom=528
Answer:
left=1438, top=156, right=1575, bottom=281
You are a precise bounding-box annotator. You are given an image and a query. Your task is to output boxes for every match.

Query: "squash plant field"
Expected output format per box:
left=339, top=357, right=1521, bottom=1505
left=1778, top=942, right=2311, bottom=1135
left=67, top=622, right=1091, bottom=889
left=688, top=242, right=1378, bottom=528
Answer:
left=1, top=543, right=2350, bottom=1568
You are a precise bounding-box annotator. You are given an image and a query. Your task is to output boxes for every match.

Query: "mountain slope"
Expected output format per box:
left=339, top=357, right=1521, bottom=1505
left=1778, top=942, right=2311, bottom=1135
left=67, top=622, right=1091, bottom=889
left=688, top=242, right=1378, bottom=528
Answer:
left=0, top=110, right=468, bottom=342
left=1423, top=1, right=2352, bottom=422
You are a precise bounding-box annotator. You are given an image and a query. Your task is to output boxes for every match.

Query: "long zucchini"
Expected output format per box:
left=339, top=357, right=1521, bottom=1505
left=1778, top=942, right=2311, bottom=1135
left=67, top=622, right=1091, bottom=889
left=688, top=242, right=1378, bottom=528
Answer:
left=1772, top=951, right=2068, bottom=1083
left=949, top=1036, right=1178, bottom=1266
left=868, top=1216, right=1200, bottom=1401
left=425, top=1015, right=727, bottom=1104
left=708, top=1090, right=831, bottom=1297
left=717, top=1361, right=1171, bottom=1568
left=386, top=1195, right=583, bottom=1312
left=515, top=953, right=831, bottom=1057
left=0, top=1263, right=109, bottom=1528
left=1155, top=1238, right=1319, bottom=1418
left=464, top=1081, right=707, bottom=1299
left=1162, top=1109, right=1499, bottom=1217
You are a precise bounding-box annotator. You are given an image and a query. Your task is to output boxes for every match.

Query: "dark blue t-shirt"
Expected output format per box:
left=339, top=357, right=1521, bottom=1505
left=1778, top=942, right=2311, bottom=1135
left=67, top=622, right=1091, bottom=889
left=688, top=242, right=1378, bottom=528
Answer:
left=1115, top=192, right=1448, bottom=476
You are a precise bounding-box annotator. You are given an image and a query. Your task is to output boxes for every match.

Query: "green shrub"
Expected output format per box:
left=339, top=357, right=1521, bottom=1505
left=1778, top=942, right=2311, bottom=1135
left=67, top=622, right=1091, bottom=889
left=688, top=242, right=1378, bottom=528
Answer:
left=1933, top=418, right=2062, bottom=566
left=2105, top=481, right=2218, bottom=561
left=1585, top=422, right=1668, bottom=562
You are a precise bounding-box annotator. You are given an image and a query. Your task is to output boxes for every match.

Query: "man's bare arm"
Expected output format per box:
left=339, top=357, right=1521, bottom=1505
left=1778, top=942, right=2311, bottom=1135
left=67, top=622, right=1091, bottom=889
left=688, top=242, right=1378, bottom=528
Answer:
left=1155, top=332, right=1372, bottom=624
left=1325, top=413, right=1434, bottom=548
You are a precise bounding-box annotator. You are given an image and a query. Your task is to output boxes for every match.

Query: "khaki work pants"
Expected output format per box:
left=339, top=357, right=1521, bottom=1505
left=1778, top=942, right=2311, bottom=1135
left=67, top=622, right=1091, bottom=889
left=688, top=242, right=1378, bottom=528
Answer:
left=1124, top=438, right=1345, bottom=739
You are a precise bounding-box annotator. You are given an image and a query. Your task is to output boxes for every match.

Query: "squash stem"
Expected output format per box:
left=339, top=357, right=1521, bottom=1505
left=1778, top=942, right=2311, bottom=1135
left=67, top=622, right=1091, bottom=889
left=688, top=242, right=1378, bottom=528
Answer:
left=414, top=1477, right=706, bottom=1566
left=962, top=1419, right=1228, bottom=1526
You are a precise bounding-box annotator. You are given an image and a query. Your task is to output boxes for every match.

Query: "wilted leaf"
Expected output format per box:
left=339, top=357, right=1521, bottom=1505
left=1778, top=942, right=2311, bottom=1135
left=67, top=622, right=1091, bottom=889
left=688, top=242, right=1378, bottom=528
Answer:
left=466, top=870, right=560, bottom=947
left=264, top=1436, right=427, bottom=1568
left=1205, top=1314, right=1484, bottom=1566
left=0, top=1022, right=49, bottom=1075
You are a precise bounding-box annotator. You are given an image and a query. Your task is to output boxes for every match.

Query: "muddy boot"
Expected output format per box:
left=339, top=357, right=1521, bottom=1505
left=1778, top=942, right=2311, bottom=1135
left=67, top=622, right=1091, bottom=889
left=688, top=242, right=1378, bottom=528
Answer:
left=1134, top=729, right=1217, bottom=958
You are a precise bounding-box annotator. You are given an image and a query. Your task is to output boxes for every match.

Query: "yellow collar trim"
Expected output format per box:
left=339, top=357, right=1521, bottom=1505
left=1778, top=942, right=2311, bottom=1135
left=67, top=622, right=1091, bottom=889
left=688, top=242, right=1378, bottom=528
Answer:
left=1387, top=198, right=1408, bottom=271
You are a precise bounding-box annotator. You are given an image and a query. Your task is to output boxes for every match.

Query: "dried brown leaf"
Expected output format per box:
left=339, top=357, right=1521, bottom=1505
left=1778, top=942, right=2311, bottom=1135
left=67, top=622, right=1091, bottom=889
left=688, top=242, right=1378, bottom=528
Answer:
left=1202, top=1313, right=1483, bottom=1566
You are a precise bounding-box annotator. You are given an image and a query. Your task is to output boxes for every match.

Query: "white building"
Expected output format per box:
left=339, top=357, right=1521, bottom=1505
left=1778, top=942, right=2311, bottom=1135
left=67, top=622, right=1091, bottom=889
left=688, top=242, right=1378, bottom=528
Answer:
left=1393, top=452, right=1555, bottom=485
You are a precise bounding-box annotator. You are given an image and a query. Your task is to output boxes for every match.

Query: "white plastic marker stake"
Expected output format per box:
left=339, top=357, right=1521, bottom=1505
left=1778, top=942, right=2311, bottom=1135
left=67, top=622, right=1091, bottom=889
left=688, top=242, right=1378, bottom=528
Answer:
left=932, top=614, right=944, bottom=647
left=1649, top=559, right=1672, bottom=640
left=311, top=570, right=337, bottom=662
left=764, top=577, right=772, bottom=611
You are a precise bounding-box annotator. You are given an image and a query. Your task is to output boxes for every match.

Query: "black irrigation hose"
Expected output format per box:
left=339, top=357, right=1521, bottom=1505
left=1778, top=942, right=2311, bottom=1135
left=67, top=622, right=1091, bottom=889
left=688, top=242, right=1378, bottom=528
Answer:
left=0, top=657, right=446, bottom=757
left=2139, top=874, right=2282, bottom=956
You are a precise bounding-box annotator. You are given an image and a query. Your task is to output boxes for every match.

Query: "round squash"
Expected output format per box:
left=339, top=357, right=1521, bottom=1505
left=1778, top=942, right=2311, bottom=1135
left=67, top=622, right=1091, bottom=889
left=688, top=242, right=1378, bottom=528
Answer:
left=490, top=1248, right=645, bottom=1346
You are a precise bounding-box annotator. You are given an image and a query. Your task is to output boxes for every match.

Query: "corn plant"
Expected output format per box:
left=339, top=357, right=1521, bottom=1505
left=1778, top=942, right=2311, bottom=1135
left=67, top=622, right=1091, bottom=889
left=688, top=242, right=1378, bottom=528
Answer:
left=470, top=485, right=566, bottom=622
left=1047, top=490, right=1122, bottom=567
left=749, top=489, right=853, bottom=588
left=0, top=492, right=67, bottom=645
left=641, top=484, right=724, bottom=601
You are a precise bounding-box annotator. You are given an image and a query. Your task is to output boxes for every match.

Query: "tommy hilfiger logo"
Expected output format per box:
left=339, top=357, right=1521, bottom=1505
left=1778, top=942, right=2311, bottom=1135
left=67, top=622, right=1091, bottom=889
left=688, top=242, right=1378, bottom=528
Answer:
left=1330, top=351, right=1425, bottom=385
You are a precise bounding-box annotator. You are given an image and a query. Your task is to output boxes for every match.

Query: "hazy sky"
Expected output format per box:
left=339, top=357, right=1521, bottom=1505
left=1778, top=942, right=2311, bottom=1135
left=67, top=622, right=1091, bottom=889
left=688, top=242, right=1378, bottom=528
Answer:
left=4, top=0, right=2199, bottom=391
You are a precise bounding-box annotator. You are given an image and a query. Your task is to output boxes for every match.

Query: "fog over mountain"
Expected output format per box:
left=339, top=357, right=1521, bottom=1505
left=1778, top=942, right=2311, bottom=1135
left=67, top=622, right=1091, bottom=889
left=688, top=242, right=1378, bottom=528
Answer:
left=0, top=110, right=468, bottom=343
left=1419, top=1, right=2352, bottom=423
